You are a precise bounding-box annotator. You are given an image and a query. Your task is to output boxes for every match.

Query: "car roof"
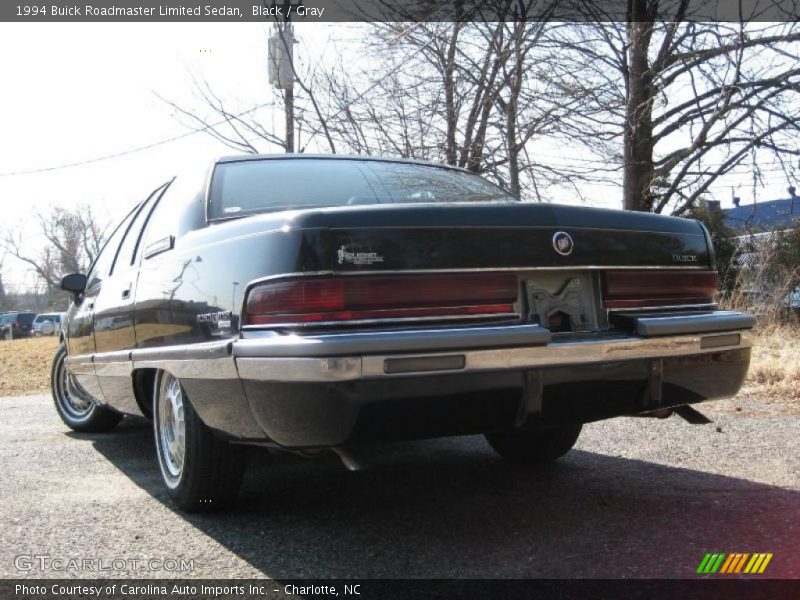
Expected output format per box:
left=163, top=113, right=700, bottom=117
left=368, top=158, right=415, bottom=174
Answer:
left=215, top=153, right=471, bottom=174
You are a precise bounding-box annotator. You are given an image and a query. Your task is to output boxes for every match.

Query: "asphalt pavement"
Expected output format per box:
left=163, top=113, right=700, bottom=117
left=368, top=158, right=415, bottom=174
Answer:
left=1, top=394, right=798, bottom=579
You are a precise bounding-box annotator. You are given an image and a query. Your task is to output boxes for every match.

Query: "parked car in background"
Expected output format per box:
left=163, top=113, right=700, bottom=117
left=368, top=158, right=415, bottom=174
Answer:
left=0, top=311, right=36, bottom=340
left=53, top=154, right=754, bottom=512
left=783, top=286, right=800, bottom=316
left=32, top=312, right=64, bottom=336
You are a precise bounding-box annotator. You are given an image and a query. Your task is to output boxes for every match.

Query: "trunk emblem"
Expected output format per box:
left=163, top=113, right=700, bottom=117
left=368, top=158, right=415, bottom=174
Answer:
left=337, top=245, right=385, bottom=266
left=552, top=231, right=574, bottom=256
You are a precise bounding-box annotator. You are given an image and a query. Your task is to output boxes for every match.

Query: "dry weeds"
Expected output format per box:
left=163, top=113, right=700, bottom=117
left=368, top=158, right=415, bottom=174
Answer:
left=0, top=336, right=59, bottom=397
left=741, top=326, right=800, bottom=404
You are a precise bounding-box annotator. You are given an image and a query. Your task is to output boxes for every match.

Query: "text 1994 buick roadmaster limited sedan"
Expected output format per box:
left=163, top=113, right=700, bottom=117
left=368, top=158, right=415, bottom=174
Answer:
left=52, top=155, right=754, bottom=511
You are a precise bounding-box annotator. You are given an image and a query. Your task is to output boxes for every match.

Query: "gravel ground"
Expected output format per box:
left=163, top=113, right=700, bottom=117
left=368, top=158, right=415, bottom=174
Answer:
left=1, top=394, right=798, bottom=579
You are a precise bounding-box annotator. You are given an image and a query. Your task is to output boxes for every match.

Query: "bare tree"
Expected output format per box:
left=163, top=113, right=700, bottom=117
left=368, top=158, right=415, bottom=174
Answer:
left=2, top=205, right=108, bottom=304
left=552, top=6, right=800, bottom=213
left=306, top=14, right=603, bottom=200
left=162, top=2, right=799, bottom=211
left=160, top=5, right=605, bottom=202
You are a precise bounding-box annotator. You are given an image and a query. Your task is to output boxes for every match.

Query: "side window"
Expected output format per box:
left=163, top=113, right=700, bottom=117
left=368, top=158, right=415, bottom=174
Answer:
left=141, top=181, right=188, bottom=259
left=132, top=181, right=172, bottom=263
left=110, top=199, right=152, bottom=275
left=110, top=181, right=169, bottom=274
left=85, top=209, right=137, bottom=289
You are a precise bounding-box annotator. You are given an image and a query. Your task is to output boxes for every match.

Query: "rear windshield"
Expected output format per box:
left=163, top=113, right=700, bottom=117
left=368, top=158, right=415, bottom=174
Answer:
left=208, top=158, right=515, bottom=219
left=16, top=313, right=35, bottom=325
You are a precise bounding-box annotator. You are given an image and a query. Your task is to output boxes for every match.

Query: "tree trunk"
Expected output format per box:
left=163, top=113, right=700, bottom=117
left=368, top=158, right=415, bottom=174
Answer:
left=444, top=23, right=461, bottom=165
left=623, top=0, right=656, bottom=211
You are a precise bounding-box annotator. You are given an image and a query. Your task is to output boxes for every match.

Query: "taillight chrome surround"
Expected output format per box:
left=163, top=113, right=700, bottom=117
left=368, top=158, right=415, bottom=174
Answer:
left=601, top=270, right=718, bottom=310
left=243, top=272, right=520, bottom=328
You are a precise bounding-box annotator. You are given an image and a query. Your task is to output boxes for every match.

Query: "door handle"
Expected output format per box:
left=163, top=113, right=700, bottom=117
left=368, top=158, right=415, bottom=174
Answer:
left=122, top=284, right=132, bottom=300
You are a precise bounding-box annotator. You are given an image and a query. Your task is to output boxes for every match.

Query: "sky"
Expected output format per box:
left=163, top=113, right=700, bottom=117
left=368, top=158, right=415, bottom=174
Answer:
left=0, top=22, right=794, bottom=292
left=0, top=22, right=289, bottom=289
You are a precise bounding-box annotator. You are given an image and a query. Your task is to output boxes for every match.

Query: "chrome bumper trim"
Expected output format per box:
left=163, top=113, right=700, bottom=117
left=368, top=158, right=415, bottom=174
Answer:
left=234, top=324, right=550, bottom=358
left=235, top=330, right=753, bottom=383
left=632, top=311, right=755, bottom=337
left=237, top=357, right=362, bottom=382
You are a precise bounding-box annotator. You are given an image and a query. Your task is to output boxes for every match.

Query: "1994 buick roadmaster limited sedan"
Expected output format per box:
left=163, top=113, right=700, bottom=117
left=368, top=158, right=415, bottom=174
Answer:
left=52, top=155, right=754, bottom=511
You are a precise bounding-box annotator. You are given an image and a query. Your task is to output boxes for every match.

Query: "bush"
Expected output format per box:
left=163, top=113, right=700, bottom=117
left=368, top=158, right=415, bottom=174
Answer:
left=721, top=220, right=800, bottom=325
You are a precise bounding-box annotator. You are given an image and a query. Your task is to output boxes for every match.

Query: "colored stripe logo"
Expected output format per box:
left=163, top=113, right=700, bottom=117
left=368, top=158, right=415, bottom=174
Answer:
left=697, top=552, right=773, bottom=574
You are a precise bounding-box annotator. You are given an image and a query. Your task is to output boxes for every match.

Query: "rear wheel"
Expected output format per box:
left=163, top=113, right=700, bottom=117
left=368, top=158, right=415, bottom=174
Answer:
left=51, top=342, right=122, bottom=432
left=153, top=370, right=246, bottom=511
left=486, top=424, right=582, bottom=465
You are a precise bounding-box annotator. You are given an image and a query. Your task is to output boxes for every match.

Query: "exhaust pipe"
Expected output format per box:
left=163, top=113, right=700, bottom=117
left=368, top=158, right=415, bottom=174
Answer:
left=332, top=447, right=365, bottom=471
left=634, top=408, right=673, bottom=419
left=634, top=405, right=713, bottom=424
left=673, top=405, right=713, bottom=425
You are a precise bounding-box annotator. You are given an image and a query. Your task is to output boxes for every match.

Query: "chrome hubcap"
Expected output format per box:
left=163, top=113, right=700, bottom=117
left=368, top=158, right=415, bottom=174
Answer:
left=157, top=373, right=186, bottom=482
left=57, top=354, right=92, bottom=418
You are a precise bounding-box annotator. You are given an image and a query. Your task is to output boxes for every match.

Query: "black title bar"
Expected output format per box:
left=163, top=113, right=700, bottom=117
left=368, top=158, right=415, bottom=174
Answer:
left=4, top=579, right=800, bottom=600
left=3, top=0, right=800, bottom=22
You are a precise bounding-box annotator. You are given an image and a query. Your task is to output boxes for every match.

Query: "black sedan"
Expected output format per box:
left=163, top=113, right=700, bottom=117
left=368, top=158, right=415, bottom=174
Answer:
left=53, top=155, right=754, bottom=511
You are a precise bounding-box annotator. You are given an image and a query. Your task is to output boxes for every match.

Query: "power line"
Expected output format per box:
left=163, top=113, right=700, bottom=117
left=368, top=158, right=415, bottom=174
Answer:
left=0, top=102, right=274, bottom=178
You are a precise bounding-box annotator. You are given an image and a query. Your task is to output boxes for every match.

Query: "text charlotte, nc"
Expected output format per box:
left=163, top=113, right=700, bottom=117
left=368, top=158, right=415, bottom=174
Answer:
left=41, top=4, right=326, bottom=17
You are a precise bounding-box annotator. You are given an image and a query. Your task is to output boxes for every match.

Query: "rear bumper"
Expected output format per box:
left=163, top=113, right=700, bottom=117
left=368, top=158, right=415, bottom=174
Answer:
left=183, top=311, right=753, bottom=447
left=231, top=311, right=754, bottom=383
left=77, top=310, right=753, bottom=447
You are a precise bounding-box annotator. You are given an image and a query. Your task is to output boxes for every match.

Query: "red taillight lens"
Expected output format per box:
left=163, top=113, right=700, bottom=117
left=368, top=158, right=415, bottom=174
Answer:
left=245, top=273, right=519, bottom=325
left=602, top=270, right=717, bottom=309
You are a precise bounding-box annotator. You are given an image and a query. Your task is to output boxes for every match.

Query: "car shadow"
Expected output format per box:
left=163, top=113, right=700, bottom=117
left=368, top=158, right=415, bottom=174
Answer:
left=82, top=417, right=800, bottom=579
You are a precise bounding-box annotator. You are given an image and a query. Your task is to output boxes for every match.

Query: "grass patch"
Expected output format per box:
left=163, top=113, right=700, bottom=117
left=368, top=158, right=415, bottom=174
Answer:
left=742, top=326, right=800, bottom=403
left=0, top=336, right=59, bottom=397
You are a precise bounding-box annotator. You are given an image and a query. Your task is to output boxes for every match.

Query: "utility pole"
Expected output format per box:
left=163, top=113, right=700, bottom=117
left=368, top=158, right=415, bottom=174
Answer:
left=268, top=1, right=302, bottom=153
left=284, top=76, right=294, bottom=152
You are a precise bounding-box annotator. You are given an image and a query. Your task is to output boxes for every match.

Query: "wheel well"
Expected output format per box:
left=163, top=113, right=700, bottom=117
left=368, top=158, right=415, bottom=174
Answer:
left=132, top=368, right=157, bottom=420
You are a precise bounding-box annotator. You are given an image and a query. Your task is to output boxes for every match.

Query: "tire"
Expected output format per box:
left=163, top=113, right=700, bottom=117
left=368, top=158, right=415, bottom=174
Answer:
left=51, top=342, right=123, bottom=432
left=486, top=423, right=583, bottom=465
left=153, top=370, right=246, bottom=511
